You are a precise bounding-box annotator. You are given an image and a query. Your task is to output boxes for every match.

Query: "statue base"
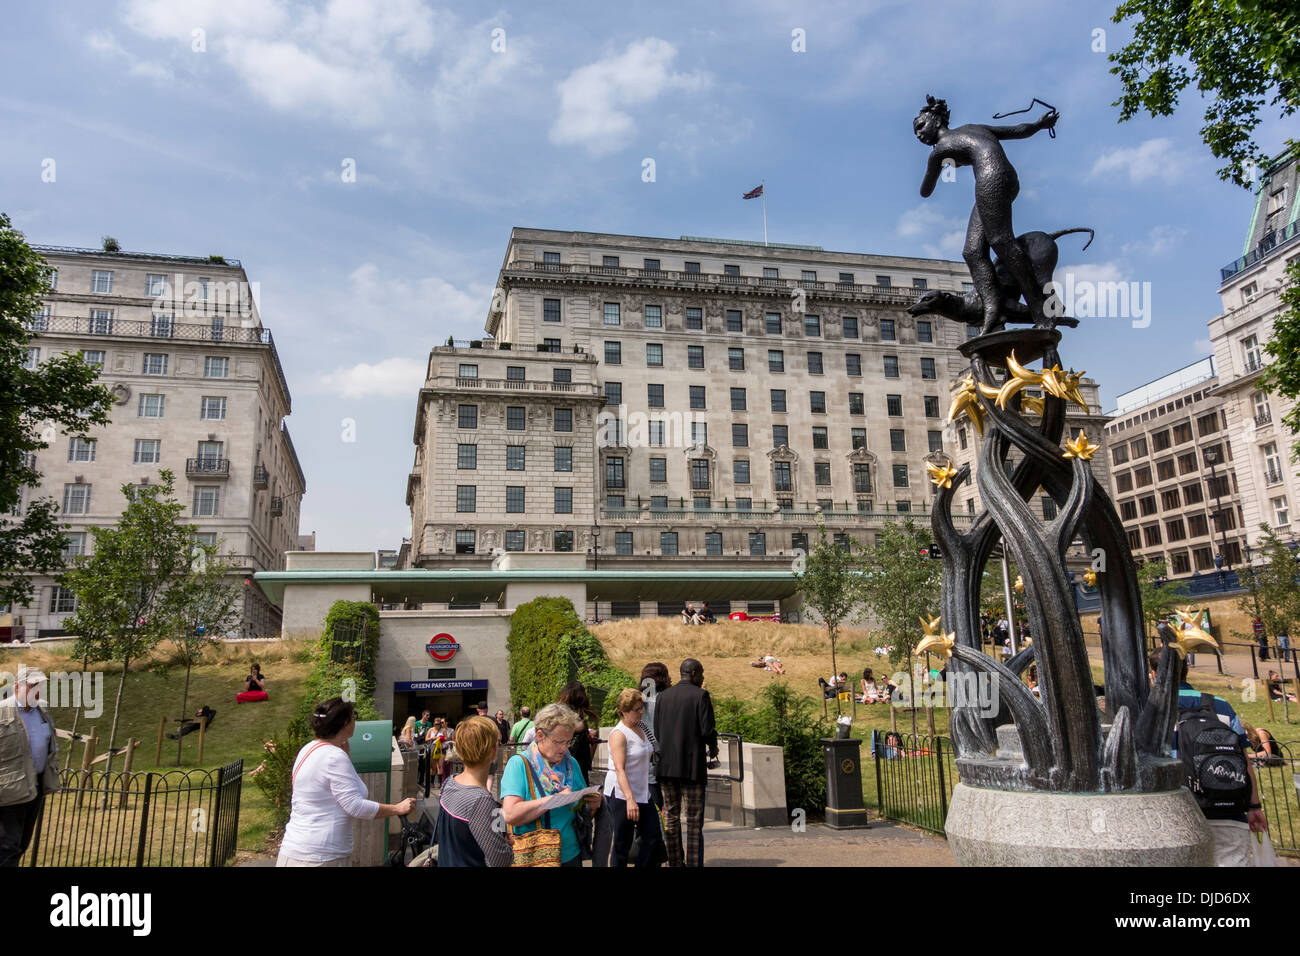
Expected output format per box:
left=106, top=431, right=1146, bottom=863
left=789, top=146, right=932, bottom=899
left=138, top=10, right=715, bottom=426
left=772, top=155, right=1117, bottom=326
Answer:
left=945, top=783, right=1212, bottom=867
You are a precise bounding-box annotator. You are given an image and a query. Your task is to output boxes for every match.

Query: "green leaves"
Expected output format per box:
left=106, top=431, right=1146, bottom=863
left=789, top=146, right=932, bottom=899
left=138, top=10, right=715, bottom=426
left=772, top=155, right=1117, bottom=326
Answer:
left=858, top=518, right=941, bottom=667
left=1109, top=0, right=1299, bottom=186
left=1136, top=559, right=1189, bottom=636
left=1261, top=259, right=1300, bottom=463
left=796, top=524, right=865, bottom=673
left=1236, top=524, right=1300, bottom=640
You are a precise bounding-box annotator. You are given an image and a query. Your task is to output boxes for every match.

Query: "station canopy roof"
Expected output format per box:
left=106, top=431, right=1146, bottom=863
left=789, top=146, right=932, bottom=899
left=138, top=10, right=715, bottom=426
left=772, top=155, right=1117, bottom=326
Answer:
left=254, top=568, right=801, bottom=608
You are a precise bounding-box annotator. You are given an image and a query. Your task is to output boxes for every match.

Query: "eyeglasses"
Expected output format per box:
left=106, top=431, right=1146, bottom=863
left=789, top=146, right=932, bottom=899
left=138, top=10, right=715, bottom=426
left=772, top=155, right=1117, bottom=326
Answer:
left=539, top=731, right=574, bottom=748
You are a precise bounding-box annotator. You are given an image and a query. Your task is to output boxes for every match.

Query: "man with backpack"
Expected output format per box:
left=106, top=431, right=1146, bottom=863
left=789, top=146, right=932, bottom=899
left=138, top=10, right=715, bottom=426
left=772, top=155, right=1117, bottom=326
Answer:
left=1173, top=656, right=1268, bottom=865
left=509, top=706, right=535, bottom=745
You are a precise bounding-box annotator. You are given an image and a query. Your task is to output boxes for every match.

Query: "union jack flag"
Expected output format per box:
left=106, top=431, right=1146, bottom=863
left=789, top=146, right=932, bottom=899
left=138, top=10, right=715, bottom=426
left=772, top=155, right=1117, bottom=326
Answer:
left=742, top=184, right=764, bottom=199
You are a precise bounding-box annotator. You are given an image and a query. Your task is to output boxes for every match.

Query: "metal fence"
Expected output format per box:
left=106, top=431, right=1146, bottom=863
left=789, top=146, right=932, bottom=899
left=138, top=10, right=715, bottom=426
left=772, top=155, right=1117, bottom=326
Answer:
left=22, top=760, right=244, bottom=867
left=872, top=731, right=1300, bottom=855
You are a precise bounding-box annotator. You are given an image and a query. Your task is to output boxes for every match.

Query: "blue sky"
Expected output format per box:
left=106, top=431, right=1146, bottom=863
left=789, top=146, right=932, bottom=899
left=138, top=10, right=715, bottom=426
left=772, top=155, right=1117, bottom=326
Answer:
left=3, top=0, right=1292, bottom=551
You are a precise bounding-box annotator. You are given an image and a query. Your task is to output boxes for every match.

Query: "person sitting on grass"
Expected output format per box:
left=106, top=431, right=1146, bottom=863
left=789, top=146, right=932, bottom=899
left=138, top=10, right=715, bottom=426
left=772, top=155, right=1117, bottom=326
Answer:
left=1266, top=670, right=1297, bottom=703
left=681, top=604, right=696, bottom=626
left=167, top=705, right=216, bottom=739
left=697, top=603, right=715, bottom=624
left=859, top=668, right=883, bottom=703
left=1243, top=722, right=1284, bottom=763
left=244, top=663, right=266, bottom=694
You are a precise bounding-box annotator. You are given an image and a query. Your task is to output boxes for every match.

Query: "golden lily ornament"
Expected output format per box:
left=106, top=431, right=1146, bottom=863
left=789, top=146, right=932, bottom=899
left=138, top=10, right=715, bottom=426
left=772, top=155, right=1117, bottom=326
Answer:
left=1083, top=568, right=1098, bottom=588
left=916, top=614, right=956, bottom=659
left=1169, top=607, right=1218, bottom=658
left=1062, top=430, right=1100, bottom=461
left=927, top=461, right=959, bottom=489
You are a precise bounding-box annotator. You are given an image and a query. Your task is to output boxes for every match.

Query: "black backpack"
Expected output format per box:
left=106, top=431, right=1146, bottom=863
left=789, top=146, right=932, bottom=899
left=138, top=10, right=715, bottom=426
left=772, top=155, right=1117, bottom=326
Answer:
left=1176, top=694, right=1251, bottom=819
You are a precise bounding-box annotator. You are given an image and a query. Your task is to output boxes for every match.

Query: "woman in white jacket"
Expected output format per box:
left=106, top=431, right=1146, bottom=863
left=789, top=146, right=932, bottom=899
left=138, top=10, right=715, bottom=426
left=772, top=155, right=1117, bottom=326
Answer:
left=277, top=698, right=415, bottom=867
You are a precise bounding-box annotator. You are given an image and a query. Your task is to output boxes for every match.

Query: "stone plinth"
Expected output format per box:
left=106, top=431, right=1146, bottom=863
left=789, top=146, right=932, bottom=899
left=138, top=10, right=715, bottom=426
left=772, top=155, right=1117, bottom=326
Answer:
left=945, top=783, right=1212, bottom=866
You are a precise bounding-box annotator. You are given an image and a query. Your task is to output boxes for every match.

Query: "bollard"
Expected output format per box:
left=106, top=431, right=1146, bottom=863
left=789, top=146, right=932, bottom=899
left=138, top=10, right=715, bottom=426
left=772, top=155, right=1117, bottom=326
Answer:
left=821, top=734, right=869, bottom=829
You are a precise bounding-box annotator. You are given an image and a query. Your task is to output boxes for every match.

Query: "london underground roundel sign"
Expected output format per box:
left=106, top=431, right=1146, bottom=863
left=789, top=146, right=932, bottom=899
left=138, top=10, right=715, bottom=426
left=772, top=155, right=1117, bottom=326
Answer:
left=427, top=633, right=461, bottom=662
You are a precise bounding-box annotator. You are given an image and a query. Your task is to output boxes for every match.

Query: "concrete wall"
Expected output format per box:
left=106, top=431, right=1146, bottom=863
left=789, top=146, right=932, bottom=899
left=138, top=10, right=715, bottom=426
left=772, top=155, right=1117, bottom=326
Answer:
left=280, top=580, right=371, bottom=640
left=504, top=580, right=587, bottom=610
left=376, top=609, right=512, bottom=720
left=286, top=551, right=376, bottom=570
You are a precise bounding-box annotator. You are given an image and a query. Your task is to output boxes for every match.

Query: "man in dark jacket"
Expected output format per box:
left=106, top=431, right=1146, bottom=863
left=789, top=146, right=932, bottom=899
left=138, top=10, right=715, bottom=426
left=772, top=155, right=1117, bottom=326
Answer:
left=653, top=658, right=718, bottom=867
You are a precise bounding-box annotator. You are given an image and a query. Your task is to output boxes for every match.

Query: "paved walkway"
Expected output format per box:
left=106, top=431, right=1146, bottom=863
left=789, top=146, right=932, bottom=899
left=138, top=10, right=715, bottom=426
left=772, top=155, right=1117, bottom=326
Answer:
left=700, top=818, right=954, bottom=867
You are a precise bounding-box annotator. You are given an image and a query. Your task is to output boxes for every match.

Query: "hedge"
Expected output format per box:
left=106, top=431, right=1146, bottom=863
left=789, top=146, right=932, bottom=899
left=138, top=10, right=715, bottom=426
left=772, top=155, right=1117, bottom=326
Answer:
left=253, top=600, right=383, bottom=831
left=507, top=597, right=635, bottom=726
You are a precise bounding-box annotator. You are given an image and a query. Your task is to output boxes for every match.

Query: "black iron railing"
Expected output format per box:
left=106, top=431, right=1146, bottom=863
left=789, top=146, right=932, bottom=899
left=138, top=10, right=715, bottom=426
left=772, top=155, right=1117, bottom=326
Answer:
left=23, top=760, right=243, bottom=867
left=186, top=458, right=230, bottom=478
left=873, top=732, right=957, bottom=835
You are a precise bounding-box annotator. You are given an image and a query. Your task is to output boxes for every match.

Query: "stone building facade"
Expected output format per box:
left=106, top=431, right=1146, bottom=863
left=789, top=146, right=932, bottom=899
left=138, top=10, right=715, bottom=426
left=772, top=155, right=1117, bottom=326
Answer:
left=9, top=243, right=305, bottom=637
left=408, top=228, right=978, bottom=582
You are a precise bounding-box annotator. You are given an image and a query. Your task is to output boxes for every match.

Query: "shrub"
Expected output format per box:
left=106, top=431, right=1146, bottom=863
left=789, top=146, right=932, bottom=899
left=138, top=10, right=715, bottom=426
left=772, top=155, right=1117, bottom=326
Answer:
left=508, top=597, right=635, bottom=726
left=715, top=682, right=832, bottom=815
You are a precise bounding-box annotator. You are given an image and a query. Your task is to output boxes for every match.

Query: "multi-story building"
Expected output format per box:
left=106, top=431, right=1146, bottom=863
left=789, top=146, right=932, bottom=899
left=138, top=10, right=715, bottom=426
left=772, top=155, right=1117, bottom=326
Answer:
left=1206, top=147, right=1300, bottom=548
left=407, top=228, right=976, bottom=579
left=1104, top=358, right=1244, bottom=575
left=10, top=243, right=304, bottom=638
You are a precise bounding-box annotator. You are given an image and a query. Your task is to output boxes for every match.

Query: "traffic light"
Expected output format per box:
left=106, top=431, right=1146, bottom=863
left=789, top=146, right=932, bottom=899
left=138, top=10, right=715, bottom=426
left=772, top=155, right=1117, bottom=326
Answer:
left=930, top=543, right=942, bottom=560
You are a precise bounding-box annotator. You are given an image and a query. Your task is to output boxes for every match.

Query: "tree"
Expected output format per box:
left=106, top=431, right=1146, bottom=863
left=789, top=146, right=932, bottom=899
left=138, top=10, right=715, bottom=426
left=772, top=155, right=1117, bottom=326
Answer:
left=65, top=471, right=205, bottom=772
left=1109, top=0, right=1299, bottom=186
left=1136, top=559, right=1189, bottom=643
left=169, top=543, right=242, bottom=765
left=1260, top=258, right=1300, bottom=462
left=795, top=524, right=864, bottom=705
left=1237, top=523, right=1300, bottom=646
left=858, top=519, right=941, bottom=735
left=0, top=213, right=114, bottom=608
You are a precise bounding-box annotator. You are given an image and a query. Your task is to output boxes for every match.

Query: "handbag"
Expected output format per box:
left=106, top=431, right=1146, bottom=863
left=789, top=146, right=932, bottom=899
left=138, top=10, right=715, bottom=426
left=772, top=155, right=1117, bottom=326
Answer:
left=511, top=758, right=563, bottom=867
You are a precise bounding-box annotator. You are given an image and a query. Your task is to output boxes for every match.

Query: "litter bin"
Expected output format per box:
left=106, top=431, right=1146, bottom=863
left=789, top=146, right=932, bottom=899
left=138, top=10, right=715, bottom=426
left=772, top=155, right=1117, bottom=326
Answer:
left=350, top=720, right=394, bottom=865
left=821, top=736, right=869, bottom=829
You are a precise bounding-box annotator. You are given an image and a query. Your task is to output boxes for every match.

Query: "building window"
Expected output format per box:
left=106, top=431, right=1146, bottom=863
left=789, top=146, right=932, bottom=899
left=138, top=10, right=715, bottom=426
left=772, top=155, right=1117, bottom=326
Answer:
left=89, top=309, right=113, bottom=334
left=768, top=350, right=785, bottom=372
left=507, top=445, right=526, bottom=470
left=63, top=532, right=87, bottom=559
left=706, top=532, right=723, bottom=556
left=893, top=464, right=909, bottom=488
left=66, top=437, right=95, bottom=462
left=459, top=363, right=480, bottom=379
left=726, top=310, right=743, bottom=332
left=815, top=462, right=831, bottom=485
left=1041, top=497, right=1058, bottom=520
left=506, top=406, right=526, bottom=430
left=792, top=532, right=809, bottom=553
left=605, top=456, right=624, bottom=487
left=50, top=586, right=76, bottom=614
left=749, top=532, right=767, bottom=555
left=607, top=495, right=624, bottom=510
left=456, top=486, right=476, bottom=512
left=457, top=444, right=477, bottom=469
left=138, top=394, right=165, bottom=418
left=193, top=486, right=220, bottom=517
left=732, top=423, right=748, bottom=447
left=774, top=461, right=792, bottom=491
left=812, top=426, right=828, bottom=449
left=773, top=424, right=789, bottom=447
left=604, top=381, right=621, bottom=405
left=686, top=307, right=703, bottom=330
left=928, top=430, right=943, bottom=454
left=846, top=354, right=862, bottom=377
left=912, top=277, right=928, bottom=290
left=648, top=384, right=664, bottom=407
left=91, top=270, right=113, bottom=294
left=843, top=316, right=858, bottom=339
left=852, top=428, right=867, bottom=450
left=62, top=483, right=91, bottom=514
left=1112, top=444, right=1129, bottom=466
left=458, top=405, right=478, bottom=428
left=880, top=318, right=896, bottom=341
left=684, top=261, right=700, bottom=274
left=765, top=313, right=782, bottom=335
left=505, top=530, right=526, bottom=551
left=771, top=389, right=787, bottom=412
left=1272, top=495, right=1289, bottom=526
left=890, top=429, right=906, bottom=452
left=543, top=338, right=561, bottom=353
left=884, top=355, right=900, bottom=378
left=691, top=422, right=707, bottom=445
left=688, top=385, right=706, bottom=410
left=133, top=439, right=160, bottom=464
left=810, top=391, right=826, bottom=413
left=849, top=393, right=864, bottom=415
left=691, top=458, right=711, bottom=489
left=839, top=272, right=855, bottom=287
left=542, top=251, right=561, bottom=266
left=734, top=459, right=751, bottom=484
left=959, top=427, right=968, bottom=450
left=200, top=396, right=226, bottom=420
left=807, top=352, right=824, bottom=375
left=660, top=532, right=679, bottom=555
left=804, top=314, right=821, bottom=337
left=646, top=343, right=663, bottom=366
left=887, top=394, right=902, bottom=417
left=455, top=530, right=476, bottom=554
left=615, top=531, right=634, bottom=555
left=924, top=396, right=940, bottom=418
left=917, top=320, right=933, bottom=343
left=543, top=298, right=562, bottom=323
left=608, top=339, right=626, bottom=365
left=555, top=446, right=573, bottom=472
left=648, top=420, right=665, bottom=445
left=731, top=387, right=747, bottom=410
left=554, top=408, right=573, bottom=431
left=150, top=314, right=174, bottom=338
left=204, top=357, right=228, bottom=378
left=552, top=367, right=571, bottom=384
left=854, top=463, right=872, bottom=493
left=650, top=457, right=667, bottom=482
left=82, top=350, right=105, bottom=370
left=507, top=366, right=526, bottom=382
left=688, top=345, right=704, bottom=369
left=921, top=357, right=936, bottom=379
left=503, top=486, right=525, bottom=513
left=604, top=302, right=621, bottom=325
left=645, top=305, right=663, bottom=328
left=736, top=497, right=753, bottom=511
left=895, top=501, right=911, bottom=514
left=726, top=347, right=745, bottom=371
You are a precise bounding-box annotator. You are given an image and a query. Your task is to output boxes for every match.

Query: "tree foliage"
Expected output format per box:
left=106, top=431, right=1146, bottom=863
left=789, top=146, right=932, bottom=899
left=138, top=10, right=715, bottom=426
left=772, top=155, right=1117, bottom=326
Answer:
left=1237, top=524, right=1300, bottom=639
left=1109, top=0, right=1300, bottom=186
left=0, top=213, right=114, bottom=607
left=1260, top=258, right=1300, bottom=462
left=1135, top=558, right=1189, bottom=637
left=858, top=518, right=941, bottom=667
left=795, top=524, right=864, bottom=676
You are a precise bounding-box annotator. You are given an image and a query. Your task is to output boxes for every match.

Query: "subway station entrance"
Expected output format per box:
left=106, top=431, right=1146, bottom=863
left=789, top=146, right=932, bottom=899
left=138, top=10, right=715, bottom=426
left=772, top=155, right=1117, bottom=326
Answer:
left=393, top=678, right=489, bottom=728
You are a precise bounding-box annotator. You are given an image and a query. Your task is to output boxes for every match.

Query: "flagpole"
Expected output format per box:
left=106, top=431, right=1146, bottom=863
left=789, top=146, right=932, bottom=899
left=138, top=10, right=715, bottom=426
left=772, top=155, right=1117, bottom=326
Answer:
left=761, top=179, right=767, bottom=246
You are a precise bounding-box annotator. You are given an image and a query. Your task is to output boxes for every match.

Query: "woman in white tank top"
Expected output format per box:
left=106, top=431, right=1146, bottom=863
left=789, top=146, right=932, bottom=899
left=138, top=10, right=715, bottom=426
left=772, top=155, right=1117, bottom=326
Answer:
left=603, top=689, right=664, bottom=867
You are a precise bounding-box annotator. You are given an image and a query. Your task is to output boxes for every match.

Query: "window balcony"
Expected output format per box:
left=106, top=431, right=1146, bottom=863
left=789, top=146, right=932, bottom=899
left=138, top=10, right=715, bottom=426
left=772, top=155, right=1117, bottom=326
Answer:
left=1265, top=468, right=1285, bottom=486
left=1255, top=410, right=1273, bottom=427
left=1220, top=219, right=1299, bottom=283
left=270, top=496, right=284, bottom=516
left=186, top=458, right=229, bottom=478
left=253, top=465, right=269, bottom=489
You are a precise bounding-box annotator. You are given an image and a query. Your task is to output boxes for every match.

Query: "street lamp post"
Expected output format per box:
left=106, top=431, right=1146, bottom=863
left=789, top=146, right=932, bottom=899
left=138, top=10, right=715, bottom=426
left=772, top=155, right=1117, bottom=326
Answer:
left=1204, top=448, right=1233, bottom=586
left=590, top=524, right=600, bottom=571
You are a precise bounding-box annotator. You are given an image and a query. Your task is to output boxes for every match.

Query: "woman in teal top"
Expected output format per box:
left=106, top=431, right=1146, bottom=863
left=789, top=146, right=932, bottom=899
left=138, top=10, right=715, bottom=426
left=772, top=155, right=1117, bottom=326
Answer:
left=501, top=703, right=601, bottom=866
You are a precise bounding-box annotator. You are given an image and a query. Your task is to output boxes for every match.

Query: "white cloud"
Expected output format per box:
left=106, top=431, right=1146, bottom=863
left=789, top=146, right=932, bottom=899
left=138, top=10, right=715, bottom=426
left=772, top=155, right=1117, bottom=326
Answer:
left=896, top=204, right=966, bottom=258
left=1053, top=260, right=1128, bottom=286
left=1121, top=224, right=1187, bottom=257
left=316, top=356, right=426, bottom=398
left=1088, top=138, right=1192, bottom=185
left=549, top=38, right=710, bottom=156
left=85, top=29, right=173, bottom=82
